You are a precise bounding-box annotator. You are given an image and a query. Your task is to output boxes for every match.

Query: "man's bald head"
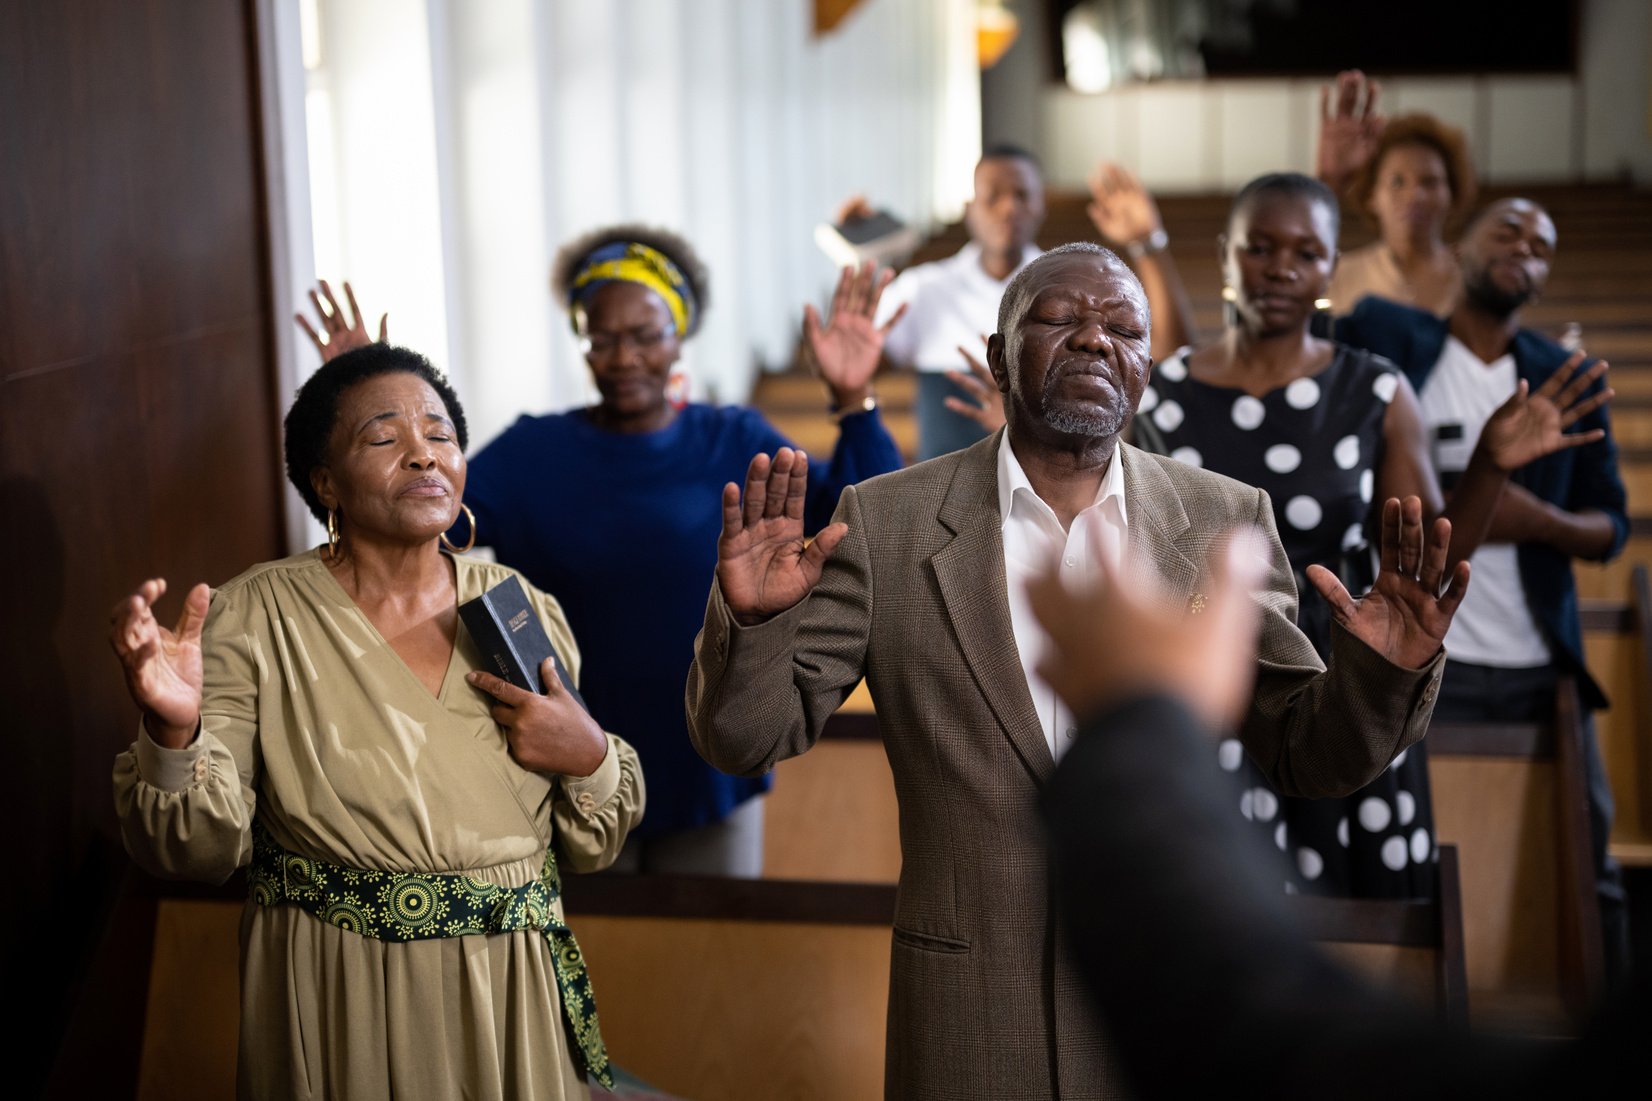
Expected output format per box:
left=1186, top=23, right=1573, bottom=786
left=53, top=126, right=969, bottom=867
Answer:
left=997, top=242, right=1148, bottom=338
left=988, top=243, right=1154, bottom=448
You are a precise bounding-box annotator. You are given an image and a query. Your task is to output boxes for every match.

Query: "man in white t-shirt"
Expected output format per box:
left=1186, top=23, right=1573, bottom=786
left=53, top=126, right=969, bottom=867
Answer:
left=1338, top=197, right=1632, bottom=983
left=874, top=144, right=1046, bottom=460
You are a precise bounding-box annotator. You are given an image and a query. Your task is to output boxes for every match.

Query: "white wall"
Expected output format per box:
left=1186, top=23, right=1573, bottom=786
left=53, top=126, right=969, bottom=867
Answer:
left=282, top=0, right=981, bottom=455
left=1018, top=0, right=1652, bottom=192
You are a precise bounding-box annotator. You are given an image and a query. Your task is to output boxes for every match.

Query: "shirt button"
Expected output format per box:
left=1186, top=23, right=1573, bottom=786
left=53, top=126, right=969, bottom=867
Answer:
left=1065, top=726, right=1079, bottom=740
left=1064, top=556, right=1076, bottom=567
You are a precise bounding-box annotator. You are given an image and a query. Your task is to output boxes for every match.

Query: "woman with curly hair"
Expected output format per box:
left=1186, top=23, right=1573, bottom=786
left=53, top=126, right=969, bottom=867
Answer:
left=1317, top=71, right=1478, bottom=317
left=299, top=227, right=903, bottom=876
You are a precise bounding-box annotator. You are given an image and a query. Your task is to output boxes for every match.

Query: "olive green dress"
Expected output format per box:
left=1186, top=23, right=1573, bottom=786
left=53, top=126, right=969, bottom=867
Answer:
left=113, top=550, right=646, bottom=1100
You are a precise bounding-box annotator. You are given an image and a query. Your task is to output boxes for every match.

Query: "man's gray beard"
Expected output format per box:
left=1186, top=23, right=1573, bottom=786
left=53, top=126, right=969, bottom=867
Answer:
left=1041, top=402, right=1124, bottom=438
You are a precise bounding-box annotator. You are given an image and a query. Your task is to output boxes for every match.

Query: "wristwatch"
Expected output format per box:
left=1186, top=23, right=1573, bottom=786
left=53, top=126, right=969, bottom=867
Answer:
left=1124, top=227, right=1169, bottom=259
left=832, top=393, right=879, bottom=418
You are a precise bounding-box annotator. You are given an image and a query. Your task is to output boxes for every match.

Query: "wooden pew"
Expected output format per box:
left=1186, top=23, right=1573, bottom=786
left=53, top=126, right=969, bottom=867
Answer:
left=566, top=876, right=895, bottom=1101
left=134, top=739, right=1471, bottom=1101
left=763, top=684, right=900, bottom=883
left=765, top=702, right=1469, bottom=1023
left=1426, top=679, right=1606, bottom=1036
left=1583, top=564, right=1652, bottom=870
left=1301, top=845, right=1470, bottom=1029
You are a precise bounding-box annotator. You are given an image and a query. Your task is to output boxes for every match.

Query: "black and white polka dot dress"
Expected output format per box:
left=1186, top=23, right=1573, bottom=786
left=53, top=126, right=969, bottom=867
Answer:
left=1139, top=344, right=1437, bottom=899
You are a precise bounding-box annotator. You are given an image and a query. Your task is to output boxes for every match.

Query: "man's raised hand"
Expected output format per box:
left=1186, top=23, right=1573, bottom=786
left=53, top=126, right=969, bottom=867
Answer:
left=1477, top=351, right=1612, bottom=473
left=716, top=449, right=846, bottom=627
left=1306, top=496, right=1469, bottom=670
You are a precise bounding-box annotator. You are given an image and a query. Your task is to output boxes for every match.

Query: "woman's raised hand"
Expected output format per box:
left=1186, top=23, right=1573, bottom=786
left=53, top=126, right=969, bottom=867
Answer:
left=1477, top=351, right=1612, bottom=472
left=804, top=260, right=907, bottom=406
left=1085, top=162, right=1164, bottom=251
left=109, top=578, right=210, bottom=749
left=1316, top=69, right=1385, bottom=192
left=295, top=279, right=387, bottom=363
left=716, top=449, right=847, bottom=627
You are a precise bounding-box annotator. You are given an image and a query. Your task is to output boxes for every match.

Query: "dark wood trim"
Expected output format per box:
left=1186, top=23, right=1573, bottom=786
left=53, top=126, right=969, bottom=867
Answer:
left=824, top=711, right=882, bottom=740
left=1435, top=845, right=1470, bottom=1032
left=1552, top=678, right=1607, bottom=1021
left=1426, top=721, right=1552, bottom=758
left=1635, top=565, right=1652, bottom=826
left=1633, top=516, right=1652, bottom=538
left=1286, top=895, right=1439, bottom=946
left=147, top=865, right=905, bottom=927
left=562, top=873, right=898, bottom=925
left=1580, top=601, right=1635, bottom=634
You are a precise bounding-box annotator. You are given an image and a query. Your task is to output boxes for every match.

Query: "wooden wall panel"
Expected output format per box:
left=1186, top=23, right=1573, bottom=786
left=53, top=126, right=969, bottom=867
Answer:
left=0, top=1, right=283, bottom=1095
left=139, top=900, right=244, bottom=1101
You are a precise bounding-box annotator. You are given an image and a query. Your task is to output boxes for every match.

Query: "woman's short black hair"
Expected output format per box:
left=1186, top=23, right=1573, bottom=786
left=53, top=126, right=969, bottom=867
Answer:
left=1229, top=172, right=1341, bottom=244
left=283, top=343, right=469, bottom=524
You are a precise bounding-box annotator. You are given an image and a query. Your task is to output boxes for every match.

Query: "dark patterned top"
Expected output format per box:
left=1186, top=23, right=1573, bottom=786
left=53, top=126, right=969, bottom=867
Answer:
left=1136, top=344, right=1401, bottom=658
left=1135, top=343, right=1435, bottom=900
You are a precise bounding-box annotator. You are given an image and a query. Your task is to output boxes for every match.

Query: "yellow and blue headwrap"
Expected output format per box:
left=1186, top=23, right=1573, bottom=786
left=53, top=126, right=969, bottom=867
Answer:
left=567, top=241, right=698, bottom=336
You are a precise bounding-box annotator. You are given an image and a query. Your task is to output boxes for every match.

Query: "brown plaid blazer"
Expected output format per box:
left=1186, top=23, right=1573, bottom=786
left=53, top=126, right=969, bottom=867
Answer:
left=686, top=433, right=1444, bottom=1100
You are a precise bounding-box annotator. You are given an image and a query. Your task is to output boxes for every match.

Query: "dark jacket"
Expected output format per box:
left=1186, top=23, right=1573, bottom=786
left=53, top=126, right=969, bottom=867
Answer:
left=1337, top=296, right=1629, bottom=709
left=1047, top=693, right=1651, bottom=1099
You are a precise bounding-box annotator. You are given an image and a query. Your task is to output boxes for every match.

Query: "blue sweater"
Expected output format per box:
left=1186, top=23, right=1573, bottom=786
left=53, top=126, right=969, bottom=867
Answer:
left=459, top=403, right=902, bottom=835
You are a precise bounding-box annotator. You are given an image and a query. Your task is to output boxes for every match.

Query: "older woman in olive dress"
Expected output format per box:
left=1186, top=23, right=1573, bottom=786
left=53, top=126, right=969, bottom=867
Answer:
left=110, top=343, right=643, bottom=1100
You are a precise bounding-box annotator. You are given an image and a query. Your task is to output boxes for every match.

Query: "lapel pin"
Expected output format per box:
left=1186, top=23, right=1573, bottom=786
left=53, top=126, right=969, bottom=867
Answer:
left=1187, top=592, right=1208, bottom=615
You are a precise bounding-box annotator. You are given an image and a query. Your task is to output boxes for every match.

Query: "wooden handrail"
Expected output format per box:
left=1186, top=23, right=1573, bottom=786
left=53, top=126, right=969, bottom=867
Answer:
left=1634, top=564, right=1652, bottom=833
left=1553, top=676, right=1608, bottom=1018
left=1436, top=845, right=1470, bottom=1032
left=1427, top=721, right=1551, bottom=758
left=563, top=872, right=897, bottom=925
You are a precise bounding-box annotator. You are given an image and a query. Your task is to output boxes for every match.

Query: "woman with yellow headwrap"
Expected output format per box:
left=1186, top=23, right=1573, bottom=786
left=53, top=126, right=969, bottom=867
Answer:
left=457, top=224, right=901, bottom=875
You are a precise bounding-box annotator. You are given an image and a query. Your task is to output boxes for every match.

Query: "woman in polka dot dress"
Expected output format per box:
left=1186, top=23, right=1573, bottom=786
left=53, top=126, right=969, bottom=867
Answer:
left=1129, top=172, right=1599, bottom=899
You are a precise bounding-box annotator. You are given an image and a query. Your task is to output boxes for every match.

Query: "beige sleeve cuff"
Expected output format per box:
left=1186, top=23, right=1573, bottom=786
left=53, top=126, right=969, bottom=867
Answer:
left=561, top=733, right=622, bottom=817
left=133, top=722, right=212, bottom=793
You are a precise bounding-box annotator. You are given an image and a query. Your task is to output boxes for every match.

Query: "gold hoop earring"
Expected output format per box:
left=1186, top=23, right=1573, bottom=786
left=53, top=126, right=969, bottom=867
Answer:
left=1314, top=297, right=1333, bottom=311
left=326, top=509, right=342, bottom=562
left=1220, top=285, right=1238, bottom=303
left=442, top=504, right=476, bottom=554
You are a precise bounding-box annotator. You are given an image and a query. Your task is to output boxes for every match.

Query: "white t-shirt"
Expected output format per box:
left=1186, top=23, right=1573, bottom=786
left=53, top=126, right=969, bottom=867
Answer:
left=997, top=436, right=1128, bottom=760
left=876, top=242, right=1042, bottom=372
left=1418, top=336, right=1552, bottom=667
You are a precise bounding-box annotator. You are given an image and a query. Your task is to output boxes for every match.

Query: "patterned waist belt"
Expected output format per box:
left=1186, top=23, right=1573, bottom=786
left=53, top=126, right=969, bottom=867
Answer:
left=248, top=818, right=611, bottom=1089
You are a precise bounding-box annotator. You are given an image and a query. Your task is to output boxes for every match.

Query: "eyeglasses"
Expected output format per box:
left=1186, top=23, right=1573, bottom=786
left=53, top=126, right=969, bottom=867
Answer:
left=580, top=325, right=674, bottom=360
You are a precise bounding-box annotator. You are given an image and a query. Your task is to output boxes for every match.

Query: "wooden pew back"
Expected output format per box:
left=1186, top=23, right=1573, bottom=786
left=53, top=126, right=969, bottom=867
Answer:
left=1426, top=680, right=1606, bottom=1035
left=566, top=876, right=895, bottom=1101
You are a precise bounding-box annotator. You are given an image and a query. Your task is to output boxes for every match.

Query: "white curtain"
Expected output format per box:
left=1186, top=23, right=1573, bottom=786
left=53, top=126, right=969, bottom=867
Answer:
left=292, top=0, right=980, bottom=451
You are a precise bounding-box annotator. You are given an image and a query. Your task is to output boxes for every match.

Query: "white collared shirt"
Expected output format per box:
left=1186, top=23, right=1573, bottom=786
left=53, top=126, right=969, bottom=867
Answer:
left=998, top=435, right=1129, bottom=760
left=876, top=242, right=1043, bottom=372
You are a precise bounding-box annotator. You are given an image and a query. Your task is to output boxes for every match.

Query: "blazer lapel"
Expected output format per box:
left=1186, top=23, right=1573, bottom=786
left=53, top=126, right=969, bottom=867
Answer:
left=1119, top=444, right=1203, bottom=608
left=931, top=436, right=1054, bottom=784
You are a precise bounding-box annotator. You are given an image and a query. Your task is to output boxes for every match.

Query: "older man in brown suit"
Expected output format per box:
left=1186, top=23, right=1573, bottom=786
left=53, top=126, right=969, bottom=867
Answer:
left=686, top=243, right=1468, bottom=1099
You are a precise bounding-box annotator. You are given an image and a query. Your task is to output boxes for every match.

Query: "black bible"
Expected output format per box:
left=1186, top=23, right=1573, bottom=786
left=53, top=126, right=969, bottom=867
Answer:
left=459, top=575, right=587, bottom=709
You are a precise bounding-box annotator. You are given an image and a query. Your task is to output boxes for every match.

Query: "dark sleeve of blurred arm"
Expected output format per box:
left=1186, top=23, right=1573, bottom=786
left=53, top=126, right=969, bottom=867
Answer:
left=1044, top=694, right=1536, bottom=1100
